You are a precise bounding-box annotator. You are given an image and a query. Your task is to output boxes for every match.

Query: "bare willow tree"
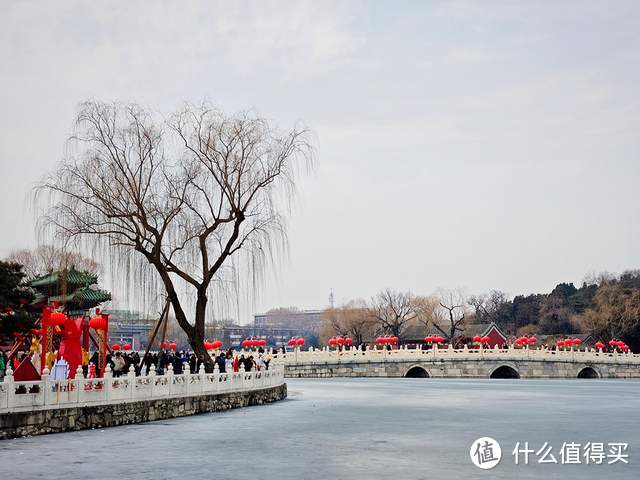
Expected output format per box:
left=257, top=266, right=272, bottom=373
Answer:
left=369, top=289, right=418, bottom=340
left=36, top=100, right=311, bottom=370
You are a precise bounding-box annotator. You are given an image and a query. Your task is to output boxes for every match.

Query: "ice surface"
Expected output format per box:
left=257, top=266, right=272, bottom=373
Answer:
left=0, top=378, right=638, bottom=479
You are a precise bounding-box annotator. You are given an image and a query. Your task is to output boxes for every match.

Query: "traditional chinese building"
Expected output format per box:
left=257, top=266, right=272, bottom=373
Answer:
left=30, top=266, right=111, bottom=314
left=458, top=322, right=508, bottom=347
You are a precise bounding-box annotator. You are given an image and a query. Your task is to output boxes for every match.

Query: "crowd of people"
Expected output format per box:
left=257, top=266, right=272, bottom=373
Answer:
left=100, top=347, right=273, bottom=377
left=0, top=345, right=275, bottom=380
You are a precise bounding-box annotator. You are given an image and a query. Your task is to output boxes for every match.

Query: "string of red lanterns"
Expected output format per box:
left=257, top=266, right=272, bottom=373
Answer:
left=514, top=336, right=538, bottom=347
left=204, top=340, right=224, bottom=350
left=423, top=336, right=445, bottom=344
left=472, top=335, right=491, bottom=345
left=242, top=338, right=267, bottom=349
left=375, top=336, right=398, bottom=345
left=288, top=337, right=305, bottom=347
left=328, top=336, right=352, bottom=347
left=555, top=338, right=582, bottom=350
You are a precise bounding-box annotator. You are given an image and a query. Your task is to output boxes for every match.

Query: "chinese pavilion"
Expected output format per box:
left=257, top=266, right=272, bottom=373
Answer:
left=30, top=266, right=111, bottom=314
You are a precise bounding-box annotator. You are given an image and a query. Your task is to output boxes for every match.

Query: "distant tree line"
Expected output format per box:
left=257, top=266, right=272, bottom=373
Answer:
left=321, top=270, right=640, bottom=350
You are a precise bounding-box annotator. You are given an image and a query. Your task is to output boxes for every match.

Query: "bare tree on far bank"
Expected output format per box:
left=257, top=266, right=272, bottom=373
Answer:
left=323, top=300, right=376, bottom=345
left=369, top=289, right=419, bottom=340
left=36, top=100, right=312, bottom=371
left=432, top=288, right=468, bottom=345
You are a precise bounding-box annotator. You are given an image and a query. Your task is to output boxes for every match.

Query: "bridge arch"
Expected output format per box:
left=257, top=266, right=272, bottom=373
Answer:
left=490, top=365, right=520, bottom=379
left=404, top=365, right=430, bottom=378
left=577, top=366, right=600, bottom=379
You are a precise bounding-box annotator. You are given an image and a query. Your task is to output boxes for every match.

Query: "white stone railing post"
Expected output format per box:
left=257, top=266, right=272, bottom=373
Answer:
left=104, top=365, right=113, bottom=402
left=213, top=363, right=220, bottom=393
left=128, top=365, right=136, bottom=400
left=167, top=364, right=174, bottom=396
left=41, top=367, right=50, bottom=407
left=73, top=366, right=84, bottom=404
left=148, top=364, right=156, bottom=398
left=239, top=363, right=245, bottom=390
left=199, top=363, right=206, bottom=393
left=5, top=366, right=14, bottom=410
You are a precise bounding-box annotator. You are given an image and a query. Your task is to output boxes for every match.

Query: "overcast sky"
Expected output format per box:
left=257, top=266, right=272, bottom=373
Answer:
left=1, top=1, right=639, bottom=319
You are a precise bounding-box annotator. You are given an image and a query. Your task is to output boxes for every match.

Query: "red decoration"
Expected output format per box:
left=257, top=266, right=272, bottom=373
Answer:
left=472, top=335, right=481, bottom=343
left=424, top=336, right=433, bottom=343
left=213, top=340, right=223, bottom=349
left=288, top=338, right=296, bottom=347
left=89, top=315, right=108, bottom=331
left=344, top=337, right=353, bottom=345
left=336, top=337, right=344, bottom=345
left=112, top=344, right=121, bottom=351
left=572, top=338, right=581, bottom=346
left=168, top=342, right=177, bottom=351
left=329, top=338, right=337, bottom=346
left=594, top=341, right=605, bottom=350
left=556, top=340, right=565, bottom=348
left=528, top=337, right=537, bottom=344
left=123, top=343, right=131, bottom=351
left=296, top=338, right=304, bottom=346
left=481, top=336, right=490, bottom=344
left=608, top=339, right=617, bottom=347
left=47, top=311, right=67, bottom=326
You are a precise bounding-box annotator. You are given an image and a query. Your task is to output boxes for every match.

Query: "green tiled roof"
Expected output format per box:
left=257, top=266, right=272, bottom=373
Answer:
left=49, top=287, right=111, bottom=304
left=30, top=267, right=98, bottom=288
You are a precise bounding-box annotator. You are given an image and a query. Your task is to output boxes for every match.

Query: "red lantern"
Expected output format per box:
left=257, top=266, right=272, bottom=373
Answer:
left=375, top=337, right=383, bottom=344
left=572, top=338, right=581, bottom=346
left=329, top=338, right=337, bottom=346
left=336, top=337, right=344, bottom=345
left=48, top=311, right=67, bottom=326
left=242, top=339, right=251, bottom=348
left=556, top=340, right=565, bottom=348
left=296, top=338, right=304, bottom=346
left=391, top=336, right=399, bottom=344
left=594, top=341, right=605, bottom=350
left=112, top=344, right=121, bottom=351
left=481, top=336, right=490, bottom=344
left=424, top=336, right=433, bottom=343
left=608, top=339, right=617, bottom=347
left=89, top=315, right=107, bottom=331
left=616, top=340, right=625, bottom=349
left=214, top=340, right=224, bottom=349
left=472, top=335, right=481, bottom=343
left=344, top=337, right=353, bottom=345
left=288, top=338, right=296, bottom=347
left=123, top=343, right=131, bottom=351
left=528, top=337, right=537, bottom=344
left=169, top=342, right=177, bottom=351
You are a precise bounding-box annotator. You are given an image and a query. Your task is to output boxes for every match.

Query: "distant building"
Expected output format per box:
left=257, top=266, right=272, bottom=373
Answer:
left=105, top=310, right=154, bottom=349
left=254, top=309, right=325, bottom=332
left=458, top=322, right=508, bottom=348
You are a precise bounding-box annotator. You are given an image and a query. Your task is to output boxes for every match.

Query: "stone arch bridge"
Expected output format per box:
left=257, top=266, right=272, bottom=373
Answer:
left=276, top=346, right=640, bottom=379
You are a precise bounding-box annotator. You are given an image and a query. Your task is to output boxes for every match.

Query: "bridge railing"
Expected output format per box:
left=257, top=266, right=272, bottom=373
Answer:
left=275, top=345, right=640, bottom=365
left=0, top=362, right=284, bottom=413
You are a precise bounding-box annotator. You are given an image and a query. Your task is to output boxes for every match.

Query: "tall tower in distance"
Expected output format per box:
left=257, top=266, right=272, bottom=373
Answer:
left=329, top=289, right=335, bottom=309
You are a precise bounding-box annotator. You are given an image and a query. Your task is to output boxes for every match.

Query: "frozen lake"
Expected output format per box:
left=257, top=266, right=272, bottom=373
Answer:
left=1, top=378, right=639, bottom=479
